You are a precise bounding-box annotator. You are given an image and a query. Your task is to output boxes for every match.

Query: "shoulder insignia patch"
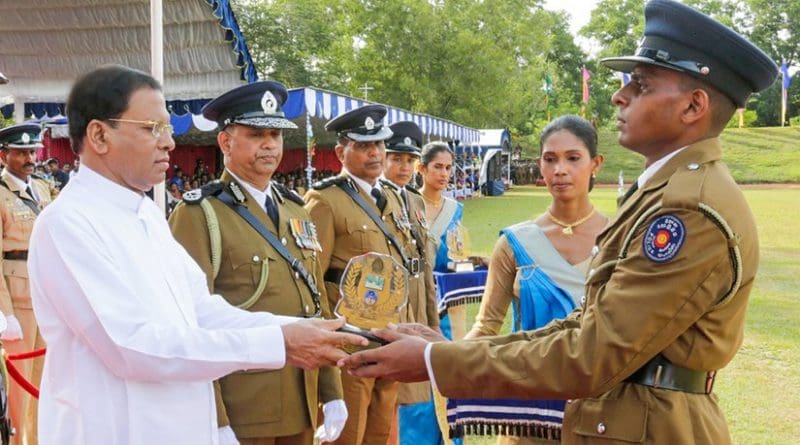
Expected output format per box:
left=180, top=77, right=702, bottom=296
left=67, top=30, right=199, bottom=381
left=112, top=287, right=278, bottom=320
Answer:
left=642, top=214, right=686, bottom=263
left=183, top=180, right=223, bottom=205
left=274, top=183, right=305, bottom=205
left=312, top=176, right=347, bottom=190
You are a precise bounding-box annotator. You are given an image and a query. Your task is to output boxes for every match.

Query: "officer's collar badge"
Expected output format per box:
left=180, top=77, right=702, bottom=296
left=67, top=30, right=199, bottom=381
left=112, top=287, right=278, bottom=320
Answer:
left=229, top=182, right=247, bottom=204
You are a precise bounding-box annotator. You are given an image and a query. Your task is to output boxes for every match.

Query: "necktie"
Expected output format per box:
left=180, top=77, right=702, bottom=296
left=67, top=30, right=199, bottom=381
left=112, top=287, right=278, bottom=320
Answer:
left=264, top=195, right=279, bottom=228
left=620, top=181, right=639, bottom=205
left=25, top=186, right=37, bottom=203
left=371, top=188, right=387, bottom=213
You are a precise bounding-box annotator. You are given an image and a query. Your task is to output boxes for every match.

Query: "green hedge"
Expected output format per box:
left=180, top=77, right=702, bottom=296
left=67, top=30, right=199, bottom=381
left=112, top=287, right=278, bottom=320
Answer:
left=596, top=127, right=800, bottom=184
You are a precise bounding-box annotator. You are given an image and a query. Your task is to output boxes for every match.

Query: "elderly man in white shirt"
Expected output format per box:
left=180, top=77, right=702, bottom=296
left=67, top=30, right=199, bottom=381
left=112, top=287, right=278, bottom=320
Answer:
left=27, top=64, right=365, bottom=445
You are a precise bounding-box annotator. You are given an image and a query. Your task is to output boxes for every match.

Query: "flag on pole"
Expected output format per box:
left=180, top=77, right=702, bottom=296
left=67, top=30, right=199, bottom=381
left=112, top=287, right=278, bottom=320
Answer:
left=780, top=63, right=791, bottom=126
left=543, top=73, right=553, bottom=96
left=543, top=73, right=553, bottom=121
left=582, top=66, right=591, bottom=103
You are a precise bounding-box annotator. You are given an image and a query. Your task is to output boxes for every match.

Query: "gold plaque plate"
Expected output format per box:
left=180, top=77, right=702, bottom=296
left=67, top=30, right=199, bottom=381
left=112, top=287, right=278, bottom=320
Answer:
left=446, top=222, right=474, bottom=272
left=335, top=252, right=409, bottom=350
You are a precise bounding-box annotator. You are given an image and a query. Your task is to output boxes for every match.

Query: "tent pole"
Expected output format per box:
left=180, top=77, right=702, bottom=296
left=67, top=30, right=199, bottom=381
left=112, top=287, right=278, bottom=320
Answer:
left=13, top=96, right=25, bottom=124
left=306, top=111, right=314, bottom=188
left=150, top=0, right=166, bottom=213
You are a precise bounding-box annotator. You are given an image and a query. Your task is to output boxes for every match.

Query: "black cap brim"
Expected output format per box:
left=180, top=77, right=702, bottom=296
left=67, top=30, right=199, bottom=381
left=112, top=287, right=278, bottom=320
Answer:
left=600, top=56, right=688, bottom=75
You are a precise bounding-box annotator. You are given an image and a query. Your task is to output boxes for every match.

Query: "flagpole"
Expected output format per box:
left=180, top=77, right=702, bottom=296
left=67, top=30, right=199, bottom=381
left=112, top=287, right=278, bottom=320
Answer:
left=781, top=70, right=786, bottom=127
left=545, top=94, right=550, bottom=122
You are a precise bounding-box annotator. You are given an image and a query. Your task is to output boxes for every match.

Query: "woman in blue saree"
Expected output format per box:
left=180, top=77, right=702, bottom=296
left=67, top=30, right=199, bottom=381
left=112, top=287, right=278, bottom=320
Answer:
left=456, top=115, right=607, bottom=444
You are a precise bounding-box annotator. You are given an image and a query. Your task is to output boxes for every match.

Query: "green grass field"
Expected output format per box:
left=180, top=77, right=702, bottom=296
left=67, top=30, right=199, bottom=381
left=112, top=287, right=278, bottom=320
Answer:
left=458, top=185, right=799, bottom=444
left=595, top=127, right=800, bottom=184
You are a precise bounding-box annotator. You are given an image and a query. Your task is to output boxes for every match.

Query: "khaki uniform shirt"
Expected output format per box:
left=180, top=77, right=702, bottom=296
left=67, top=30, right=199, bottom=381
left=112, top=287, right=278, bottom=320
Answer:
left=430, top=138, right=756, bottom=444
left=0, top=170, right=53, bottom=314
left=390, top=184, right=439, bottom=404
left=304, top=174, right=408, bottom=314
left=169, top=172, right=341, bottom=439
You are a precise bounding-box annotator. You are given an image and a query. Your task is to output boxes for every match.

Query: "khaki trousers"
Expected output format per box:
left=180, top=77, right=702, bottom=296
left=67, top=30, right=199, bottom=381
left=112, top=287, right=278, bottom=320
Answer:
left=239, top=428, right=313, bottom=445
left=333, top=373, right=398, bottom=445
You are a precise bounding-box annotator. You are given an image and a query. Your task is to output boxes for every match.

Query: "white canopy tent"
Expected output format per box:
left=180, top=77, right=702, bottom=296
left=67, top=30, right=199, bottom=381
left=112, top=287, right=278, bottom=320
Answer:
left=0, top=0, right=256, bottom=208
left=477, top=128, right=511, bottom=195
left=0, top=0, right=253, bottom=108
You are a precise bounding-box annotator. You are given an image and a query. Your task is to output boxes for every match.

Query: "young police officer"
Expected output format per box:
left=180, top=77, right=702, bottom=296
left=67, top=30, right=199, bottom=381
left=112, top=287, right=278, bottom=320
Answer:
left=340, top=1, right=779, bottom=443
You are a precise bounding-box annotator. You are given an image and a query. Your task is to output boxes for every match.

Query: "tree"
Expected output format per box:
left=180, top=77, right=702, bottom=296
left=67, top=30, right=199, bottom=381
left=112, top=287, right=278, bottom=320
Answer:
left=232, top=0, right=583, bottom=134
left=580, top=0, right=644, bottom=61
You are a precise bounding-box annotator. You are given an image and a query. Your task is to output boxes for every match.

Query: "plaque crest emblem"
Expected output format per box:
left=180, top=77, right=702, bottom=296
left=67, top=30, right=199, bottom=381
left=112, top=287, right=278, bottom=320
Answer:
left=335, top=252, right=408, bottom=335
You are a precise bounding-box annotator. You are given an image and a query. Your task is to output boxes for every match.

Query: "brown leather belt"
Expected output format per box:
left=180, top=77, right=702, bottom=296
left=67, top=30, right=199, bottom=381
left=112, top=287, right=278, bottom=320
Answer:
left=625, top=354, right=716, bottom=394
left=3, top=251, right=28, bottom=261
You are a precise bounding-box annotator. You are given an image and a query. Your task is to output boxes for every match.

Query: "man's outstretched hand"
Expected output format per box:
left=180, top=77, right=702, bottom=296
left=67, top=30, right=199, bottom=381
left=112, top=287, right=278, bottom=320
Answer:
left=337, top=324, right=444, bottom=382
left=282, top=318, right=367, bottom=369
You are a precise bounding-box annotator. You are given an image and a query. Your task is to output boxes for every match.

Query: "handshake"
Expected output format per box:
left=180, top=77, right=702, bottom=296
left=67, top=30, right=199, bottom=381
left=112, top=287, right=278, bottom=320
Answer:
left=282, top=318, right=445, bottom=382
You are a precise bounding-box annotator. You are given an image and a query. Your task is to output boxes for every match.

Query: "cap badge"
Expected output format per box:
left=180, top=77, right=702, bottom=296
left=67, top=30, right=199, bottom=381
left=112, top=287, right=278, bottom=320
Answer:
left=21, top=133, right=30, bottom=144
left=261, top=91, right=278, bottom=114
left=404, top=137, right=412, bottom=146
left=364, top=117, right=375, bottom=130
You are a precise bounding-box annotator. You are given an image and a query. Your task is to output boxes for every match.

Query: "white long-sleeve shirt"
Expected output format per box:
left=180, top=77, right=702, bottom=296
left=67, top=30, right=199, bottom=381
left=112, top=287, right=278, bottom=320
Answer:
left=29, top=165, right=297, bottom=444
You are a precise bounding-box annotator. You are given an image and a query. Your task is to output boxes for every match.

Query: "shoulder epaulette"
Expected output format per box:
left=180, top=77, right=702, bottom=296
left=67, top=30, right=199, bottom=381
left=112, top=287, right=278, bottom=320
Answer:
left=273, top=183, right=305, bottom=206
left=31, top=173, right=46, bottom=181
left=661, top=160, right=710, bottom=210
left=379, top=178, right=399, bottom=191
left=183, top=180, right=224, bottom=204
left=404, top=185, right=421, bottom=196
left=312, top=176, right=347, bottom=190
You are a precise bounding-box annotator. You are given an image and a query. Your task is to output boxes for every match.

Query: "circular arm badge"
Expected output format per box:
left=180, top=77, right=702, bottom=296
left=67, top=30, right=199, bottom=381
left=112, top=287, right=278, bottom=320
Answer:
left=642, top=214, right=686, bottom=263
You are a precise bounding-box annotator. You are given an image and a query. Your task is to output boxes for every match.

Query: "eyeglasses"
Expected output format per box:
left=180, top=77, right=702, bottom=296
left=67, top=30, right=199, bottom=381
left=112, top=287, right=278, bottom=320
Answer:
left=108, top=118, right=175, bottom=139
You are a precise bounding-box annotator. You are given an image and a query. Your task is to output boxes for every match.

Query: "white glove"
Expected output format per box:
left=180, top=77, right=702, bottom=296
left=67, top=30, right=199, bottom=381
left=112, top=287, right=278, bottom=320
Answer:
left=217, top=426, right=240, bottom=445
left=315, top=399, right=348, bottom=443
left=0, top=315, right=23, bottom=341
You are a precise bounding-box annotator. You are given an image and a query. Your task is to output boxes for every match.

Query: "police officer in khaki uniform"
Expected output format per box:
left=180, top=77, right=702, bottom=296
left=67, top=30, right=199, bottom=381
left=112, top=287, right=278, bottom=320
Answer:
left=169, top=81, right=347, bottom=445
left=380, top=122, right=441, bottom=445
left=0, top=123, right=53, bottom=445
left=381, top=122, right=438, bottom=336
left=340, top=1, right=779, bottom=444
left=304, top=105, right=407, bottom=445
